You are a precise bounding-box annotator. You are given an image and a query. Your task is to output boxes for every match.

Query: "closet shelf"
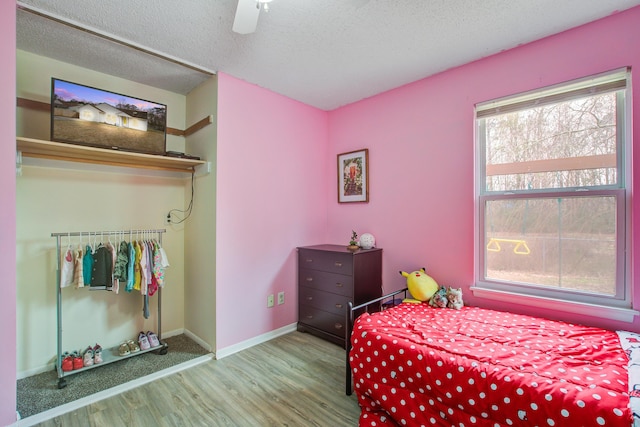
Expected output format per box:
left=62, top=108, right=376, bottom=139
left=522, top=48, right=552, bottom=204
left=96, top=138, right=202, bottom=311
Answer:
left=16, top=137, right=205, bottom=173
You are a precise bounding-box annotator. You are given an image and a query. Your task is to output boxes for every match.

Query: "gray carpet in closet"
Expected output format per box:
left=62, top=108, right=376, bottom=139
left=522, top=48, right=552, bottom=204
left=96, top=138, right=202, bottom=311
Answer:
left=17, top=334, right=209, bottom=419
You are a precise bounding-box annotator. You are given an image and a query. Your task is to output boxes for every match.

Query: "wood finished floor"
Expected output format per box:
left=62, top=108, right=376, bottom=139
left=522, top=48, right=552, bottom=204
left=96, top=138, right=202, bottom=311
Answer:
left=35, top=332, right=361, bottom=426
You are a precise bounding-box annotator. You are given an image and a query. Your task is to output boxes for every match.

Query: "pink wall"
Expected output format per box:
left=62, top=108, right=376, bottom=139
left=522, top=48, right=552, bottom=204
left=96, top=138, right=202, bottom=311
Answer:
left=1, top=1, right=17, bottom=424
left=327, top=6, right=640, bottom=332
left=215, top=7, right=640, bottom=351
left=216, top=73, right=329, bottom=349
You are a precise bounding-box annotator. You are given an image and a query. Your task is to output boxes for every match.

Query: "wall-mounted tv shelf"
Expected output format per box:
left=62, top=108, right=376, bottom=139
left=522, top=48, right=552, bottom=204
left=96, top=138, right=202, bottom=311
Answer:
left=16, top=137, right=205, bottom=173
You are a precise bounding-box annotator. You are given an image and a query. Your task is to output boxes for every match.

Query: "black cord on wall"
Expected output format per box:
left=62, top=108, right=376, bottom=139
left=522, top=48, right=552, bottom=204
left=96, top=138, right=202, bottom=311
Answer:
left=167, top=170, right=195, bottom=224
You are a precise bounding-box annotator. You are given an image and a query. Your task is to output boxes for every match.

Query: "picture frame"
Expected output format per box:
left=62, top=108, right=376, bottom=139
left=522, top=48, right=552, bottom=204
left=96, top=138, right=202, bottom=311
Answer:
left=337, top=148, right=369, bottom=203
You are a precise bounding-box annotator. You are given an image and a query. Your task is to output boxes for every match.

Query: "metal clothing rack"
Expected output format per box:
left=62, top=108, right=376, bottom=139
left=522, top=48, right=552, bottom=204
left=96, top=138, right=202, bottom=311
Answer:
left=52, top=228, right=168, bottom=389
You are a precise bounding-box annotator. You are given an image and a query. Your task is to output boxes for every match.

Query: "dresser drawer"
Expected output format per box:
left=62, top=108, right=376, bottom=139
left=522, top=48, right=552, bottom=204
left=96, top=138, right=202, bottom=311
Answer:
left=299, top=287, right=350, bottom=316
left=297, top=244, right=382, bottom=347
left=298, top=249, right=353, bottom=275
left=299, top=305, right=346, bottom=337
left=298, top=268, right=352, bottom=297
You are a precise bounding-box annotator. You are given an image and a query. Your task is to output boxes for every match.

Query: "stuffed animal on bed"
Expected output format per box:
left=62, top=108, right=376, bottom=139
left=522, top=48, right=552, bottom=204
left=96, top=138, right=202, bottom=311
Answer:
left=429, top=286, right=448, bottom=308
left=399, top=268, right=439, bottom=303
left=446, top=287, right=464, bottom=310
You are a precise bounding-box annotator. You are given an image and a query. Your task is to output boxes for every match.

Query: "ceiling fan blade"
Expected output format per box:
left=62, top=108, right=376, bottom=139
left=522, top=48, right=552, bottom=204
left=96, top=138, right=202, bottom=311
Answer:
left=232, top=0, right=260, bottom=34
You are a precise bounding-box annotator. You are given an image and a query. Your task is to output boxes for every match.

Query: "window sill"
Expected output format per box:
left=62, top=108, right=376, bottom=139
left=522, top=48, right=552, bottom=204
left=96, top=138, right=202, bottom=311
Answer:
left=470, top=286, right=639, bottom=323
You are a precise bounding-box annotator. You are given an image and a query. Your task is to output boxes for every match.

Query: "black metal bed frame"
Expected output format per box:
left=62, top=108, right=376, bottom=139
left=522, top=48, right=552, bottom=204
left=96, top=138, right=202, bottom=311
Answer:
left=345, top=287, right=409, bottom=395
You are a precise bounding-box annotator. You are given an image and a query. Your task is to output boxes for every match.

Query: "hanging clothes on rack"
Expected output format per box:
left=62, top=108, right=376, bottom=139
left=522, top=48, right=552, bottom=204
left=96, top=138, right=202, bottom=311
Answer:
left=149, top=240, right=161, bottom=296
left=55, top=230, right=168, bottom=301
left=133, top=240, right=142, bottom=292
left=113, top=240, right=129, bottom=294
left=107, top=239, right=116, bottom=292
left=59, top=242, right=74, bottom=288
left=139, top=239, right=148, bottom=295
left=126, top=240, right=135, bottom=293
left=138, top=236, right=149, bottom=319
left=73, top=243, right=84, bottom=289
left=51, top=229, right=168, bottom=389
left=90, top=243, right=112, bottom=290
left=82, top=244, right=93, bottom=287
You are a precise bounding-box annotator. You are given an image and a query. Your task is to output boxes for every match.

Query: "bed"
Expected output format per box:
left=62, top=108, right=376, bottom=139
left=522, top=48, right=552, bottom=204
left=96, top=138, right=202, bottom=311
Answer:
left=346, top=288, right=640, bottom=427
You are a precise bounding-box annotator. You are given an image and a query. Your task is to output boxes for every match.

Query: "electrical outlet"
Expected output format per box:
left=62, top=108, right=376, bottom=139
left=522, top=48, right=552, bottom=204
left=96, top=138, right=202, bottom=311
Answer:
left=277, top=291, right=285, bottom=305
left=267, top=294, right=274, bottom=308
left=166, top=213, right=171, bottom=224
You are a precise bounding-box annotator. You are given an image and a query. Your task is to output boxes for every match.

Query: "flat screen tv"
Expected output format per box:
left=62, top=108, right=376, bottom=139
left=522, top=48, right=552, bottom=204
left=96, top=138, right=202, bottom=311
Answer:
left=51, top=78, right=167, bottom=155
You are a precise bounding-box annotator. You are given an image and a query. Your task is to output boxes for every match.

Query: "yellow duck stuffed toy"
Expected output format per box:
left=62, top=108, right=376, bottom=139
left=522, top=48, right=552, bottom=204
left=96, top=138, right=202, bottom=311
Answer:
left=399, top=268, right=439, bottom=303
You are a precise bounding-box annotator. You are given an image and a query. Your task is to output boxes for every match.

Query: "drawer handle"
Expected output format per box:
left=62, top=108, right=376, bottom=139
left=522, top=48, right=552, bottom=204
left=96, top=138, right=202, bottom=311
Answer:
left=306, top=315, right=313, bottom=319
left=334, top=323, right=343, bottom=330
left=306, top=296, right=313, bottom=301
left=305, top=277, right=313, bottom=282
left=334, top=262, right=343, bottom=267
left=305, top=258, right=313, bottom=263
left=335, top=283, right=343, bottom=288
left=335, top=303, right=343, bottom=309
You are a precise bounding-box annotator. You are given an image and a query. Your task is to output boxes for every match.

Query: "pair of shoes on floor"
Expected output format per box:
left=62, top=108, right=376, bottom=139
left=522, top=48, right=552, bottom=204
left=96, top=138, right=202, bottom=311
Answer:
left=61, top=352, right=73, bottom=372
left=82, top=344, right=103, bottom=367
left=61, top=351, right=83, bottom=371
left=139, top=331, right=160, bottom=350
left=118, top=339, right=140, bottom=356
left=117, top=331, right=161, bottom=356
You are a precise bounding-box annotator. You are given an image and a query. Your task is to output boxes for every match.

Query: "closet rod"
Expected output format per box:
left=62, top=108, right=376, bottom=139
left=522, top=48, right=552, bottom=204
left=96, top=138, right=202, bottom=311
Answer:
left=51, top=229, right=166, bottom=237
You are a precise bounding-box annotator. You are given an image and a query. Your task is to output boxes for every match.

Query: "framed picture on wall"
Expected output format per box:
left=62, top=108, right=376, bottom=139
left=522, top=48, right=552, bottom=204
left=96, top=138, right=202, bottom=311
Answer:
left=338, top=148, right=369, bottom=203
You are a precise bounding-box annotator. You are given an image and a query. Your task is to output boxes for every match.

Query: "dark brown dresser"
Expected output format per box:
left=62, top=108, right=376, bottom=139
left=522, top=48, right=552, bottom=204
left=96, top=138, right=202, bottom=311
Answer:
left=297, top=244, right=382, bottom=347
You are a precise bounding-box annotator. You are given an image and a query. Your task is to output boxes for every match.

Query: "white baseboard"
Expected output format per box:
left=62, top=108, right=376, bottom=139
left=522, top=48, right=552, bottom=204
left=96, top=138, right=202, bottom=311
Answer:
left=160, top=328, right=184, bottom=339
left=183, top=329, right=213, bottom=353
left=215, top=323, right=297, bottom=360
left=17, top=364, right=52, bottom=381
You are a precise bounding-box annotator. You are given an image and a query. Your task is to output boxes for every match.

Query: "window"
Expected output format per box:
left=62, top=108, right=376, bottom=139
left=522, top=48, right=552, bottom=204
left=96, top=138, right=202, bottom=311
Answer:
left=475, top=69, right=631, bottom=310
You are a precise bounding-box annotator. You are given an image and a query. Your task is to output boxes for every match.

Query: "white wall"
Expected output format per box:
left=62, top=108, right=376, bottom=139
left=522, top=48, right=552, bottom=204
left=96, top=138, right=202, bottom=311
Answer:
left=16, top=50, right=190, bottom=376
left=185, top=75, right=218, bottom=350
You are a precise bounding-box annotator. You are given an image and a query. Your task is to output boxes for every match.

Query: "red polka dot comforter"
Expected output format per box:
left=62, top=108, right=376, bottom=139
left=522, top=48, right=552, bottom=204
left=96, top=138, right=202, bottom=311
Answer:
left=350, top=303, right=635, bottom=427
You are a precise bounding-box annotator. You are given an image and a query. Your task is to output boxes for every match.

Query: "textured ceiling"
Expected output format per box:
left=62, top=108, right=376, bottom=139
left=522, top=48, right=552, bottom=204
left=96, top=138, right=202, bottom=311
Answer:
left=15, top=0, right=640, bottom=111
